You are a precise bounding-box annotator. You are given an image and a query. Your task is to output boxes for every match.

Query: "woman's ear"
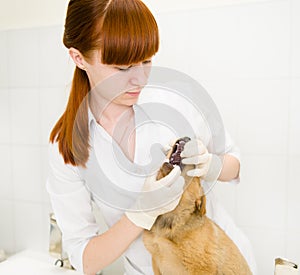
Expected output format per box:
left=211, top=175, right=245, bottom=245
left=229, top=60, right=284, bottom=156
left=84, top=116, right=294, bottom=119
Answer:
left=69, top=47, right=86, bottom=70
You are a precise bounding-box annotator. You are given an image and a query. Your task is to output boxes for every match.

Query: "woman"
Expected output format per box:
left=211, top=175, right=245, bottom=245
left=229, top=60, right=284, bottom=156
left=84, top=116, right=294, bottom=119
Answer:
left=47, top=0, right=256, bottom=274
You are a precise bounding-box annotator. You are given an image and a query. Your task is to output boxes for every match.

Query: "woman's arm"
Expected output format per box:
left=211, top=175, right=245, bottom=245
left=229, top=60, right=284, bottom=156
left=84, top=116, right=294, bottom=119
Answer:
left=83, top=215, right=142, bottom=275
left=218, top=154, right=240, bottom=182
left=83, top=165, right=185, bottom=274
left=48, top=142, right=142, bottom=274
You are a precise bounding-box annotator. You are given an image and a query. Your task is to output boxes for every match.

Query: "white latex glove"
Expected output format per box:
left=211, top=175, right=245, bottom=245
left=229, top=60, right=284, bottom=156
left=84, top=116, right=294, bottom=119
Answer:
left=180, top=138, right=223, bottom=182
left=162, top=138, right=178, bottom=156
left=125, top=165, right=184, bottom=230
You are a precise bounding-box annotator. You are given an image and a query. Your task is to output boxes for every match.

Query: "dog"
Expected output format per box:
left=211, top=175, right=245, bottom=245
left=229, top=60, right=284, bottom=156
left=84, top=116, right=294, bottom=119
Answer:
left=143, top=138, right=252, bottom=275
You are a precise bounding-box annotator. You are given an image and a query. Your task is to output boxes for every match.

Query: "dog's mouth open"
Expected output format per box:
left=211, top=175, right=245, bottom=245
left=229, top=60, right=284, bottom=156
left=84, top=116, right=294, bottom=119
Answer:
left=154, top=137, right=206, bottom=230
left=168, top=137, right=191, bottom=169
left=157, top=137, right=191, bottom=180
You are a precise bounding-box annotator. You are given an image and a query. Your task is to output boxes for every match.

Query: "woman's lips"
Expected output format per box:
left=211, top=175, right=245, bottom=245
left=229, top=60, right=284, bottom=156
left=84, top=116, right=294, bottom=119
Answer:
left=126, top=91, right=141, bottom=96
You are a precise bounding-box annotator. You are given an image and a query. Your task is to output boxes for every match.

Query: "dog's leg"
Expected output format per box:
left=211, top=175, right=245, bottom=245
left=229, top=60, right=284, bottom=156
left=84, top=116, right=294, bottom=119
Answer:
left=152, top=257, right=162, bottom=275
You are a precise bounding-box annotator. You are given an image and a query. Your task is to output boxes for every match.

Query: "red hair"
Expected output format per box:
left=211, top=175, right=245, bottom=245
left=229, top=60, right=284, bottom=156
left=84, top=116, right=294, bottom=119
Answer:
left=50, top=0, right=159, bottom=167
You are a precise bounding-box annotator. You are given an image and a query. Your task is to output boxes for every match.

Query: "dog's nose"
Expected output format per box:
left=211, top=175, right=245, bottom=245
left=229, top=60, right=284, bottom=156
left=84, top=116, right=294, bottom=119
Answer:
left=156, top=162, right=174, bottom=180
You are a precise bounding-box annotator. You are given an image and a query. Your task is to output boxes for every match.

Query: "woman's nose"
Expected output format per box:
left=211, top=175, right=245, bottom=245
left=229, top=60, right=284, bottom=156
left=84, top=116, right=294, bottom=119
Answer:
left=129, top=63, right=151, bottom=86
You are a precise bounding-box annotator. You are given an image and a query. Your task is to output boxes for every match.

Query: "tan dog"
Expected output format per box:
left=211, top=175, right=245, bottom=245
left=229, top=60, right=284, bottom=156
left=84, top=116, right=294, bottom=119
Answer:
left=143, top=141, right=252, bottom=275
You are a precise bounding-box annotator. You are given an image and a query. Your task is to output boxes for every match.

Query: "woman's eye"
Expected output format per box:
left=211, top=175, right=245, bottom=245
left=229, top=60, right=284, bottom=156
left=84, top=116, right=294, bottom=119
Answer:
left=117, top=66, right=132, bottom=72
left=116, top=60, right=151, bottom=71
left=142, top=60, right=152, bottom=65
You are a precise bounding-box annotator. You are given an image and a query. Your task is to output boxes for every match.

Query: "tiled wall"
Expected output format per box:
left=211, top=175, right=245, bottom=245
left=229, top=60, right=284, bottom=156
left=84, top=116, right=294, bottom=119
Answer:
left=0, top=0, right=299, bottom=274
left=0, top=25, right=73, bottom=254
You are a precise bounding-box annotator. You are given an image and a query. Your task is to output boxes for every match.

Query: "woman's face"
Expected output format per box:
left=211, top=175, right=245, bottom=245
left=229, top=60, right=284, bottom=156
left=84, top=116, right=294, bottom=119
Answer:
left=85, top=50, right=152, bottom=107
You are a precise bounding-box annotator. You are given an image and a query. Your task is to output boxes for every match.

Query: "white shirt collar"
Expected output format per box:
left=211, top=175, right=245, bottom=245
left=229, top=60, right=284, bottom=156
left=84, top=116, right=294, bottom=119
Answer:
left=88, top=106, right=97, bottom=130
left=88, top=104, right=140, bottom=128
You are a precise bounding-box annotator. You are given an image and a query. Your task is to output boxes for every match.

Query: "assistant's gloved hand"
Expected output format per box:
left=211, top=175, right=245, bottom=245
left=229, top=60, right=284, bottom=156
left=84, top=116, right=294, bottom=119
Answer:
left=125, top=165, right=184, bottom=230
left=180, top=138, right=223, bottom=182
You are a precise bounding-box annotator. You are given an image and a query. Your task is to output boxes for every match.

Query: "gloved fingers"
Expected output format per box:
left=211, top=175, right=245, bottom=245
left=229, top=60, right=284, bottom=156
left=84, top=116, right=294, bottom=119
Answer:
left=162, top=138, right=178, bottom=156
left=162, top=143, right=172, bottom=155
left=139, top=175, right=184, bottom=211
left=153, top=176, right=184, bottom=210
left=167, top=138, right=178, bottom=147
left=145, top=194, right=181, bottom=218
left=143, top=165, right=181, bottom=191
left=181, top=153, right=210, bottom=165
left=203, top=154, right=223, bottom=182
left=156, top=165, right=181, bottom=188
left=160, top=196, right=181, bottom=213
left=167, top=175, right=185, bottom=196
left=180, top=139, right=207, bottom=158
left=143, top=171, right=159, bottom=191
left=186, top=167, right=208, bottom=178
left=162, top=138, right=177, bottom=152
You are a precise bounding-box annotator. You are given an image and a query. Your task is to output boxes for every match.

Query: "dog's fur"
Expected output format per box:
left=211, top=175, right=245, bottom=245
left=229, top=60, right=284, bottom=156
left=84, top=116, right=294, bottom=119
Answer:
left=143, top=162, right=252, bottom=275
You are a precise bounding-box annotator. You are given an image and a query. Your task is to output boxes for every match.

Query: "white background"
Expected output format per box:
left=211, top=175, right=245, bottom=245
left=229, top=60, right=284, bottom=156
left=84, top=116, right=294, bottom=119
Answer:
left=0, top=0, right=299, bottom=274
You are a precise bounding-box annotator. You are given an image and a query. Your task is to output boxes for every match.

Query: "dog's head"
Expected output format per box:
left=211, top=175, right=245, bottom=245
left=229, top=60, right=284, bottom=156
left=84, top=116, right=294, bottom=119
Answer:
left=157, top=162, right=206, bottom=216
left=154, top=138, right=206, bottom=230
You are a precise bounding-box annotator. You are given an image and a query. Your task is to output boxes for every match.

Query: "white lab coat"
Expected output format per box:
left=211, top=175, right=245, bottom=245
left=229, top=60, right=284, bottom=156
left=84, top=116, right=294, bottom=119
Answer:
left=47, top=89, right=257, bottom=274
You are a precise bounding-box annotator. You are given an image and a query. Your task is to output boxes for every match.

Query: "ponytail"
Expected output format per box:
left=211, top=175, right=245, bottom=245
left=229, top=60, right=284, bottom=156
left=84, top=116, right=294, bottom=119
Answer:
left=50, top=67, right=90, bottom=167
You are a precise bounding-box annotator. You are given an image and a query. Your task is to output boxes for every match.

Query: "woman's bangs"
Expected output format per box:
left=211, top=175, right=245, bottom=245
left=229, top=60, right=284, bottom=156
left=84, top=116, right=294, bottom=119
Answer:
left=100, top=0, right=159, bottom=65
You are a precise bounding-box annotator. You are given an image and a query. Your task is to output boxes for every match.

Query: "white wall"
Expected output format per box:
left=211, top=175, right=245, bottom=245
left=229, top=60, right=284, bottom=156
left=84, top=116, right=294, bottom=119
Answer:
left=0, top=0, right=272, bottom=30
left=0, top=0, right=68, bottom=30
left=0, top=0, right=300, bottom=274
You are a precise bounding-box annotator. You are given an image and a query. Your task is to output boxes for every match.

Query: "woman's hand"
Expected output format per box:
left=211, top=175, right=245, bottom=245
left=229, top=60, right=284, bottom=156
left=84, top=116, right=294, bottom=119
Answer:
left=180, top=138, right=223, bottom=182
left=126, top=165, right=184, bottom=230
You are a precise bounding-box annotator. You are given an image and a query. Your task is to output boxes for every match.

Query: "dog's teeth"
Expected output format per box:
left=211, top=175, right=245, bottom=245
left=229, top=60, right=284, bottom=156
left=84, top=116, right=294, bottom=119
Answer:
left=169, top=137, right=191, bottom=166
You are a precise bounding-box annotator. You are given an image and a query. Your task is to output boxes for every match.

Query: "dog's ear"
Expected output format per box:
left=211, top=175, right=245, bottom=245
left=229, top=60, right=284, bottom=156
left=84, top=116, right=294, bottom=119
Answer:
left=195, top=195, right=206, bottom=217
left=199, top=195, right=206, bottom=216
